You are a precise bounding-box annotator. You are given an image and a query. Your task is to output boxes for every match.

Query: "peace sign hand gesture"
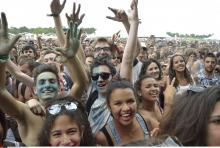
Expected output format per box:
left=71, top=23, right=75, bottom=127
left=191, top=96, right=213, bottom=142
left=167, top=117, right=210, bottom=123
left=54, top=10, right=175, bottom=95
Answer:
left=163, top=76, right=176, bottom=106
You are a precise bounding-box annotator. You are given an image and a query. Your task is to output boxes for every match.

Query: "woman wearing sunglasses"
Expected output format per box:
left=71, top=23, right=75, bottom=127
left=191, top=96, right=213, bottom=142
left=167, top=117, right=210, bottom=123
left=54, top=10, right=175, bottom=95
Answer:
left=96, top=80, right=150, bottom=146
left=39, top=96, right=96, bottom=146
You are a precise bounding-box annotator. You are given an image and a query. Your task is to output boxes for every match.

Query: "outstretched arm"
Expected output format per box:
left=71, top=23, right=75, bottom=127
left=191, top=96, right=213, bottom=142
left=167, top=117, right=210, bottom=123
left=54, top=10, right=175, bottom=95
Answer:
left=49, top=0, right=66, bottom=46
left=6, top=60, right=34, bottom=87
left=65, top=2, right=86, bottom=63
left=114, top=0, right=139, bottom=82
left=50, top=0, right=86, bottom=63
left=55, top=22, right=89, bottom=99
left=0, top=12, right=25, bottom=118
left=107, top=5, right=141, bottom=58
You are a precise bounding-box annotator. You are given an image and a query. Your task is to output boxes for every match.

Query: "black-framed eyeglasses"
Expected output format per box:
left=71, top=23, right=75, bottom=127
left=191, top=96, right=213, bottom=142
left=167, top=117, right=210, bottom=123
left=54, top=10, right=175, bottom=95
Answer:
left=94, top=47, right=110, bottom=52
left=47, top=102, right=78, bottom=115
left=91, top=72, right=111, bottom=81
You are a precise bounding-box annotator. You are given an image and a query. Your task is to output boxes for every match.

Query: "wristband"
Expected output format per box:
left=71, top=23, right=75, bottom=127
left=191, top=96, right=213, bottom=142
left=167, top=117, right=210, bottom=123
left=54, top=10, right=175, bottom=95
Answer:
left=0, top=54, right=9, bottom=63
left=47, top=13, right=59, bottom=17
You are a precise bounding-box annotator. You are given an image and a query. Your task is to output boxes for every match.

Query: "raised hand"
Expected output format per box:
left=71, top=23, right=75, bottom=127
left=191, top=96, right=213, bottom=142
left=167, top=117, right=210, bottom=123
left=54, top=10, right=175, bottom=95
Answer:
left=127, top=0, right=139, bottom=24
left=26, top=99, right=46, bottom=116
left=50, top=0, right=66, bottom=15
left=55, top=21, right=82, bottom=60
left=0, top=12, right=20, bottom=58
left=163, top=76, right=176, bottom=105
left=106, top=7, right=128, bottom=24
left=112, top=30, right=121, bottom=44
left=65, top=2, right=85, bottom=27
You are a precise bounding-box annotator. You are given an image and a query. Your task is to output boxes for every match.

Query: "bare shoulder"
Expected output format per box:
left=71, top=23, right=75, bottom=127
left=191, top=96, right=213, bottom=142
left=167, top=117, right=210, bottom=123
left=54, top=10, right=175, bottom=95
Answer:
left=96, top=131, right=109, bottom=146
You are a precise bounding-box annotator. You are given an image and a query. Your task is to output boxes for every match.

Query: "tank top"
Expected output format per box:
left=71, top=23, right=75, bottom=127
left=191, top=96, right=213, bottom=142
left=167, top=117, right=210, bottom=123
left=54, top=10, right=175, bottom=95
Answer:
left=101, top=113, right=150, bottom=146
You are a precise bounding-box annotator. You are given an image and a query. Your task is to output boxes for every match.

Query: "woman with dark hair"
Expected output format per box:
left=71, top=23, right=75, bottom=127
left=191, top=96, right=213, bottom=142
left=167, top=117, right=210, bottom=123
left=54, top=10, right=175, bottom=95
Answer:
left=139, top=59, right=162, bottom=81
left=135, top=76, right=162, bottom=132
left=39, top=96, right=96, bottom=146
left=96, top=80, right=150, bottom=146
left=139, top=59, right=167, bottom=108
left=168, top=54, right=195, bottom=94
left=159, top=86, right=220, bottom=146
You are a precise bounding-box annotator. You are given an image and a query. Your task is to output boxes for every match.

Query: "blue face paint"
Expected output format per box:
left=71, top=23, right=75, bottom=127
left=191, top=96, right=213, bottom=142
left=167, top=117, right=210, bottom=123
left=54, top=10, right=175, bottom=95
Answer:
left=36, top=72, right=59, bottom=104
left=92, top=65, right=112, bottom=94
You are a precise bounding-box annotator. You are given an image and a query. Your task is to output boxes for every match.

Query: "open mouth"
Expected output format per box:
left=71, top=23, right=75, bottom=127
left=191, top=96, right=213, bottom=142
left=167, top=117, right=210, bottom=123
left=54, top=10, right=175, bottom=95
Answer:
left=150, top=92, right=159, bottom=97
left=120, top=113, right=133, bottom=122
left=97, top=82, right=107, bottom=88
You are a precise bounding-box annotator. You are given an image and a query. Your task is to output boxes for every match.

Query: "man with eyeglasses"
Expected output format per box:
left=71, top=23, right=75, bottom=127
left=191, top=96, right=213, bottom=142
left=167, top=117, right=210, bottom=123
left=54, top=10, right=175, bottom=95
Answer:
left=92, top=37, right=113, bottom=59
left=87, top=0, right=139, bottom=135
left=0, top=13, right=88, bottom=146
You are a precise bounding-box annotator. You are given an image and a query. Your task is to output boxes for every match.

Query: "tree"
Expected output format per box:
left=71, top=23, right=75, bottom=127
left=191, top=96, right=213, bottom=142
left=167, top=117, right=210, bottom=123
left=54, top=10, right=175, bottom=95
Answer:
left=166, top=32, right=214, bottom=39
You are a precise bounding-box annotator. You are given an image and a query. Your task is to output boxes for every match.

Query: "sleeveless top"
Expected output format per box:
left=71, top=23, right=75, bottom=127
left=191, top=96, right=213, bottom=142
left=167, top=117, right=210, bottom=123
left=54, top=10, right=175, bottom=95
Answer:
left=101, top=113, right=150, bottom=146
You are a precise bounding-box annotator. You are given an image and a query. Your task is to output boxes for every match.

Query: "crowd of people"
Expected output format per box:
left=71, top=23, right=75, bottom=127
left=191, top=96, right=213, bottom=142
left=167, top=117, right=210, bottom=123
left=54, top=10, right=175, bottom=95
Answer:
left=0, top=0, right=220, bottom=146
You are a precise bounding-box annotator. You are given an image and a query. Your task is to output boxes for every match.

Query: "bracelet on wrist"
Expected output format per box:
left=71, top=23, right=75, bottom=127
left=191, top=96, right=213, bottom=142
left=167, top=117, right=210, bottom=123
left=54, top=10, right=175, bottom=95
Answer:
left=0, top=54, right=9, bottom=63
left=47, top=13, right=59, bottom=17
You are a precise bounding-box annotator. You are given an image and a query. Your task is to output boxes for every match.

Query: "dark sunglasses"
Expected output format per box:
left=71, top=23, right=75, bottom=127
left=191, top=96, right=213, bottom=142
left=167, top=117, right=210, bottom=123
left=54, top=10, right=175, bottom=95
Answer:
left=91, top=72, right=111, bottom=81
left=47, top=102, right=78, bottom=115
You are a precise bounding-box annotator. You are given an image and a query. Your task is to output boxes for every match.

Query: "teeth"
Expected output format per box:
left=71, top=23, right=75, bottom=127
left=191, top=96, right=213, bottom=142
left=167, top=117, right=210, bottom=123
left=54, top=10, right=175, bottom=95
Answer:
left=98, top=83, right=105, bottom=87
left=121, top=113, right=130, bottom=117
left=44, top=90, right=53, bottom=93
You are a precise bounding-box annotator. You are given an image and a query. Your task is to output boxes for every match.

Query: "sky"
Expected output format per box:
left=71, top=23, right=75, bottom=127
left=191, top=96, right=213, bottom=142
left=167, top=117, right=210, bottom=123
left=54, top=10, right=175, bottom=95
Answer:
left=0, top=0, right=220, bottom=39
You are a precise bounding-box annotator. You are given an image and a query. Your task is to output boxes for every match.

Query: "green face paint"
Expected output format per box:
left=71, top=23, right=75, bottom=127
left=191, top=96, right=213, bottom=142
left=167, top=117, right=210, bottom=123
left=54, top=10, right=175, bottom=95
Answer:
left=36, top=72, right=59, bottom=104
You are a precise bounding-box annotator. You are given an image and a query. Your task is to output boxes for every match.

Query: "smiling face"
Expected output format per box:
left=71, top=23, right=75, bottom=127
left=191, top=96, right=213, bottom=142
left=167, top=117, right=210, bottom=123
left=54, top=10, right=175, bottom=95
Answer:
left=35, top=72, right=59, bottom=104
left=172, top=55, right=186, bottom=72
left=94, top=42, right=111, bottom=58
left=139, top=77, right=160, bottom=102
left=145, top=62, right=160, bottom=80
left=49, top=115, right=82, bottom=146
left=108, top=88, right=137, bottom=126
left=92, top=65, right=112, bottom=95
left=206, top=101, right=220, bottom=146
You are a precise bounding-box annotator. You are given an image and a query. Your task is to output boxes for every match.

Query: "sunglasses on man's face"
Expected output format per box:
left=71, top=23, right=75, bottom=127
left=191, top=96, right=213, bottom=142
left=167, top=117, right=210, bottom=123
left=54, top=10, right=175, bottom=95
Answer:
left=47, top=102, right=78, bottom=115
left=91, top=72, right=111, bottom=81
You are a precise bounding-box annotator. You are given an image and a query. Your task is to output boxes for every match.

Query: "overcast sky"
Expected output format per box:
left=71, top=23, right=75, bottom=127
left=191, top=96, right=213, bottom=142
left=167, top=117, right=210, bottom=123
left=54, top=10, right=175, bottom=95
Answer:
left=0, top=0, right=220, bottom=39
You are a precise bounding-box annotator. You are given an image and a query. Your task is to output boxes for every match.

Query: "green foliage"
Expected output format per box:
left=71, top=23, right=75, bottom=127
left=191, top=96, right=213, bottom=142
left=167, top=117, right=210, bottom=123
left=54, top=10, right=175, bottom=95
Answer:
left=166, top=32, right=214, bottom=39
left=82, top=27, right=96, bottom=34
left=9, top=27, right=96, bottom=35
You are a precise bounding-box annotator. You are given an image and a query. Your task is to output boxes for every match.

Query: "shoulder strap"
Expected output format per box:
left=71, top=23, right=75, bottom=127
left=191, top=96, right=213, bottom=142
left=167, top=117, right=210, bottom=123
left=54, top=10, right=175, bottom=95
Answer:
left=136, top=113, right=150, bottom=139
left=108, top=120, right=121, bottom=145
left=101, top=126, right=114, bottom=146
left=86, top=90, right=98, bottom=114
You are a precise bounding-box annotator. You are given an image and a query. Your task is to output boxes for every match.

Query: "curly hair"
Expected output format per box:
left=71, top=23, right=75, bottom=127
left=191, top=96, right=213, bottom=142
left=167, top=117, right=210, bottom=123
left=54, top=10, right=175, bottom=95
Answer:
left=38, top=96, right=96, bottom=146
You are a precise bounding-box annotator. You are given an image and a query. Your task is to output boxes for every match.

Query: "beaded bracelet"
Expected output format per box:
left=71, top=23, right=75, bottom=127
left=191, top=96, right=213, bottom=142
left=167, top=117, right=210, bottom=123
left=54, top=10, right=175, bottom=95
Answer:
left=0, top=55, right=9, bottom=63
